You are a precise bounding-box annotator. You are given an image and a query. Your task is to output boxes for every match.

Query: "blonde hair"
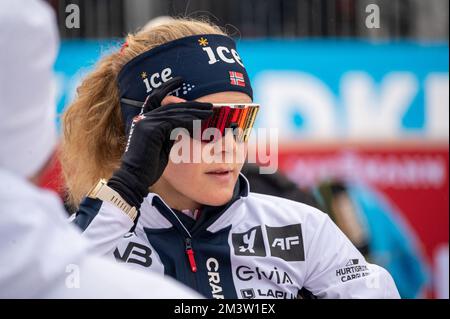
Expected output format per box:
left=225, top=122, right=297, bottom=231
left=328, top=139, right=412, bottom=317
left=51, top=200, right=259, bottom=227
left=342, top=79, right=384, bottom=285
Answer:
left=61, top=18, right=227, bottom=208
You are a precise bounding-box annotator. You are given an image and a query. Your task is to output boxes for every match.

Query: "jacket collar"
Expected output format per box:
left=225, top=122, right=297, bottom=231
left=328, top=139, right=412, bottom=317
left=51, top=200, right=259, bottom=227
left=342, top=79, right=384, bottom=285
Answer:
left=136, top=173, right=250, bottom=238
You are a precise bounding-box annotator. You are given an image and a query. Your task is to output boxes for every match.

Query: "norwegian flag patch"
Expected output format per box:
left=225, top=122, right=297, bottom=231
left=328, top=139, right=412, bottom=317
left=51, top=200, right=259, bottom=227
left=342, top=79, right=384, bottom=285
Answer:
left=229, top=71, right=246, bottom=87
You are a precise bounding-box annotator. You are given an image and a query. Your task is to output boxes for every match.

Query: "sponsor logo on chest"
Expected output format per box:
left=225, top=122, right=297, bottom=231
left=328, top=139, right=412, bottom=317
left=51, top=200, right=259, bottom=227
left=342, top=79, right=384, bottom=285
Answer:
left=231, top=224, right=305, bottom=262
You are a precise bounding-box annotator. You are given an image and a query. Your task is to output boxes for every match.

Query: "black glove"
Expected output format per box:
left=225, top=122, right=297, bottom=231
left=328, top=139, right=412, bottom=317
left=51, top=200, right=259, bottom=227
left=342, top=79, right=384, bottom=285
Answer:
left=108, top=77, right=213, bottom=209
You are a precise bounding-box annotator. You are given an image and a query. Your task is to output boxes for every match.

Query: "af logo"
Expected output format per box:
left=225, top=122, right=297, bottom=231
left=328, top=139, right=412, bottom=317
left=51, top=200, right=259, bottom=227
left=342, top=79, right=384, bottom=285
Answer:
left=271, top=236, right=300, bottom=251
left=266, top=224, right=305, bottom=262
left=232, top=226, right=266, bottom=257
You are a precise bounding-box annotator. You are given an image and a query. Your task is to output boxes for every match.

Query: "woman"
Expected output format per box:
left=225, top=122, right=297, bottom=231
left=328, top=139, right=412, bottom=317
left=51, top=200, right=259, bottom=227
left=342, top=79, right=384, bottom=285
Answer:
left=62, top=18, right=399, bottom=299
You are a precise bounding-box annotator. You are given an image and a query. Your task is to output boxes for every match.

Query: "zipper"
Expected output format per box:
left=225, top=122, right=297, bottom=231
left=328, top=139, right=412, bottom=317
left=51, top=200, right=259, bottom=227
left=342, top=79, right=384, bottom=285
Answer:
left=152, top=195, right=213, bottom=293
left=185, top=237, right=199, bottom=293
left=153, top=195, right=192, bottom=237
left=185, top=237, right=197, bottom=272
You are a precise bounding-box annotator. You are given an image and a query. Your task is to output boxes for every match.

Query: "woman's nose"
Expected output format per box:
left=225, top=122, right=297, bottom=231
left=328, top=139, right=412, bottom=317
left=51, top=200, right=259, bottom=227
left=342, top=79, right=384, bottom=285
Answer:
left=221, top=129, right=237, bottom=154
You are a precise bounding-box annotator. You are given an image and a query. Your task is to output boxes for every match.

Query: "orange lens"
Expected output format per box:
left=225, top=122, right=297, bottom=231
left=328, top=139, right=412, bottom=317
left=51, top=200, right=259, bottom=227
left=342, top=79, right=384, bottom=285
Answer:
left=200, top=104, right=259, bottom=142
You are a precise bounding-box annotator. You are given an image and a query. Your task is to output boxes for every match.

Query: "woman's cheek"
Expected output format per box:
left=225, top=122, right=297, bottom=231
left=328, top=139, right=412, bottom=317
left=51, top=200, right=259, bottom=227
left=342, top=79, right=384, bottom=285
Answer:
left=164, top=161, right=235, bottom=206
left=164, top=137, right=246, bottom=206
left=163, top=162, right=204, bottom=198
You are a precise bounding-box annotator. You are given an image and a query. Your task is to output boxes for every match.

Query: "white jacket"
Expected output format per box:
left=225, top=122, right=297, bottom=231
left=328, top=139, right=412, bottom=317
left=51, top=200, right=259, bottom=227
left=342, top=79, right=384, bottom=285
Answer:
left=74, top=174, right=400, bottom=299
left=0, top=168, right=200, bottom=299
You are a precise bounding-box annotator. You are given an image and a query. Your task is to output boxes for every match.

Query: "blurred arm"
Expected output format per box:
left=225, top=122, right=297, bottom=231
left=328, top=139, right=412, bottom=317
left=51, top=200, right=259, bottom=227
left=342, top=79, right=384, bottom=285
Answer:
left=303, top=214, right=400, bottom=299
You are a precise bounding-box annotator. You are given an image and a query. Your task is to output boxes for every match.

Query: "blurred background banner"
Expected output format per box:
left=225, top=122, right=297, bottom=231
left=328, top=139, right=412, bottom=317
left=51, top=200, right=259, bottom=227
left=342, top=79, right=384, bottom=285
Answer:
left=56, top=40, right=449, bottom=140
left=248, top=41, right=448, bottom=141
left=49, top=0, right=448, bottom=299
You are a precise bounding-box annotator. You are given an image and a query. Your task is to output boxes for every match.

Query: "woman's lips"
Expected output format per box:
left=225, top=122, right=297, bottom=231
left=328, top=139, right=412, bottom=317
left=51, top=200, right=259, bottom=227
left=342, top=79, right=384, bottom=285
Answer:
left=205, top=168, right=234, bottom=183
left=206, top=168, right=233, bottom=174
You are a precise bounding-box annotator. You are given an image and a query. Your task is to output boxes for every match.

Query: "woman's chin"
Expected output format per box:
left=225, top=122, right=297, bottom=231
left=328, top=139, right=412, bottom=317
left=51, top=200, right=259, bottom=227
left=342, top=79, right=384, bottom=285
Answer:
left=197, top=192, right=233, bottom=207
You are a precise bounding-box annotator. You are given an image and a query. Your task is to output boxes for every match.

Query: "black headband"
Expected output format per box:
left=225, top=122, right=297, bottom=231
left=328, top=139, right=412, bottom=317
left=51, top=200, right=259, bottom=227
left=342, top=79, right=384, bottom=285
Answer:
left=117, top=34, right=253, bottom=131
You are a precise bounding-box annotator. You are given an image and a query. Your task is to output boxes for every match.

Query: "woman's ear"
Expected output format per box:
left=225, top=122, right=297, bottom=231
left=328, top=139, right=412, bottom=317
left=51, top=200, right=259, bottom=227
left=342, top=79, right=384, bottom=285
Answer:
left=161, top=95, right=186, bottom=106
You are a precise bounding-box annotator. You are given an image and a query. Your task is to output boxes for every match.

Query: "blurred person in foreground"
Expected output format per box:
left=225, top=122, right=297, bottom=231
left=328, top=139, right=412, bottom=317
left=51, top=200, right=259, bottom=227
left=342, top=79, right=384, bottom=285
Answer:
left=0, top=0, right=200, bottom=299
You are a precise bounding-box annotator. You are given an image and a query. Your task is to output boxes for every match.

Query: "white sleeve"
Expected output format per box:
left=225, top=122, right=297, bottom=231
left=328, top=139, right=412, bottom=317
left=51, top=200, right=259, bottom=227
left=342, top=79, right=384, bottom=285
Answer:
left=81, top=201, right=134, bottom=255
left=303, top=214, right=400, bottom=299
left=0, top=189, right=200, bottom=299
left=40, top=255, right=201, bottom=299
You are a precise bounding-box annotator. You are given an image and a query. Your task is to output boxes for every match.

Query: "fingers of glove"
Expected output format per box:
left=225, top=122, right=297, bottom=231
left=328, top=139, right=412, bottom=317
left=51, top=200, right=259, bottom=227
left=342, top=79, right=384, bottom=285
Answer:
left=135, top=101, right=212, bottom=126
left=143, top=77, right=184, bottom=113
left=130, top=112, right=212, bottom=140
left=130, top=103, right=212, bottom=142
left=130, top=110, right=212, bottom=144
left=146, top=103, right=213, bottom=124
left=153, top=108, right=213, bottom=122
left=167, top=113, right=213, bottom=136
left=143, top=110, right=213, bottom=135
left=149, top=101, right=213, bottom=115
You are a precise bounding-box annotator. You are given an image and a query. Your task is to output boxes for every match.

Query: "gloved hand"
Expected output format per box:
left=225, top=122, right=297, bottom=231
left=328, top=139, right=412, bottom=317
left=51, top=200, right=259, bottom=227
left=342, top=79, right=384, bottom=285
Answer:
left=107, top=77, right=213, bottom=208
